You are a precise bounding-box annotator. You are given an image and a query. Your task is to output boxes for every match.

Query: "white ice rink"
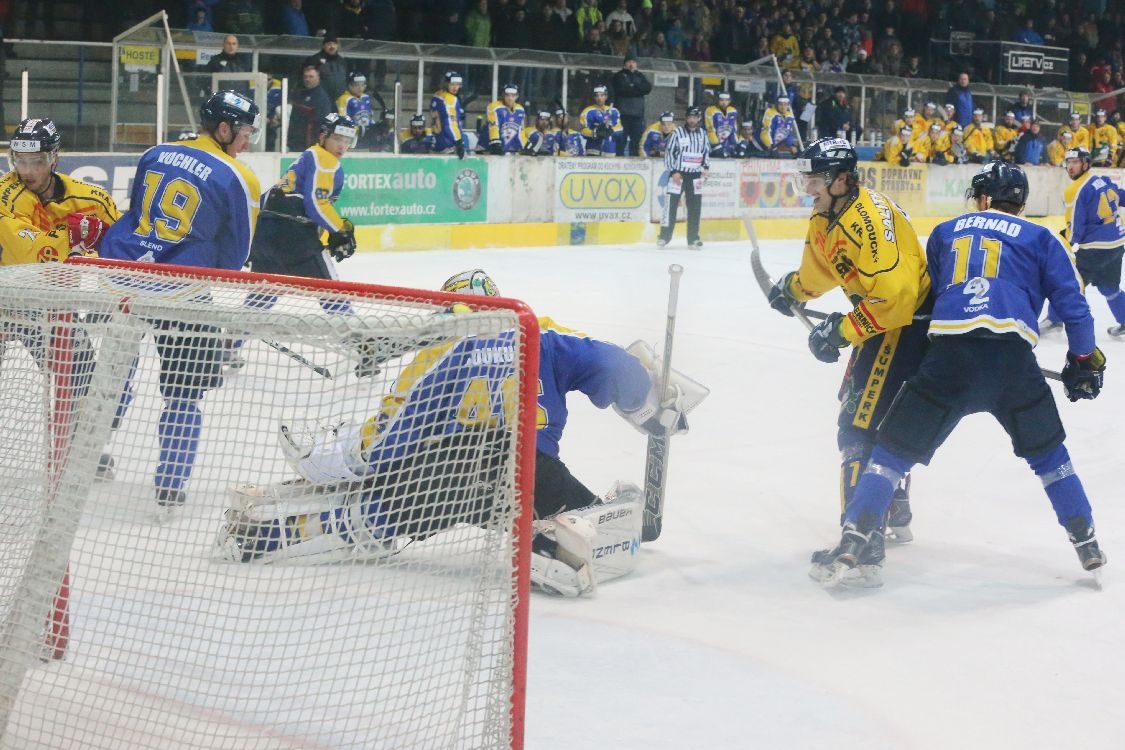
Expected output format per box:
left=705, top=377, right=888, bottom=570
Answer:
left=342, top=239, right=1125, bottom=750
left=9, top=237, right=1125, bottom=749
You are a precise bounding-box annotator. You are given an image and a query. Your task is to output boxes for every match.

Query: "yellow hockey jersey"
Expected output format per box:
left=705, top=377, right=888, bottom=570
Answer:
left=0, top=170, right=120, bottom=266
left=1090, top=123, right=1119, bottom=164
left=962, top=123, right=995, bottom=159
left=786, top=186, right=930, bottom=345
left=1057, top=123, right=1091, bottom=150
left=1045, top=139, right=1069, bottom=167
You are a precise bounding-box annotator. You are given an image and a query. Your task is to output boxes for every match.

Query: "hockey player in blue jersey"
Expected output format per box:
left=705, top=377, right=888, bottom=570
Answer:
left=485, top=83, right=526, bottom=155
left=579, top=85, right=623, bottom=156
left=217, top=269, right=707, bottom=597
left=1040, top=146, right=1125, bottom=337
left=704, top=90, right=737, bottom=158
left=98, top=90, right=262, bottom=511
left=430, top=70, right=467, bottom=158
left=397, top=114, right=432, bottom=154
left=336, top=71, right=382, bottom=150
left=553, top=107, right=586, bottom=156
left=759, top=96, right=800, bottom=155
left=813, top=162, right=1108, bottom=588
left=520, top=111, right=556, bottom=156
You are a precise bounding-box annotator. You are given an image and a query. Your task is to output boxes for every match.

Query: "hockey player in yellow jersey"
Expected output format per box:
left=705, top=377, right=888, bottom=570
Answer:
left=0, top=117, right=119, bottom=265
left=1058, top=112, right=1091, bottom=150
left=1046, top=129, right=1072, bottom=166
left=883, top=126, right=923, bottom=166
left=767, top=137, right=932, bottom=581
left=1089, top=109, right=1119, bottom=166
left=993, top=111, right=1020, bottom=161
left=962, top=108, right=996, bottom=162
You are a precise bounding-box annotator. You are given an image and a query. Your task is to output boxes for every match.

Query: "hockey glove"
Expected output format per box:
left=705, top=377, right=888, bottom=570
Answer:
left=327, top=221, right=357, bottom=262
left=455, top=139, right=466, bottom=159
left=767, top=271, right=802, bottom=317
left=596, top=124, right=613, bottom=140
left=710, top=144, right=726, bottom=158
left=1061, top=348, right=1106, bottom=402
left=808, top=312, right=849, bottom=363
left=66, top=213, right=111, bottom=256
left=488, top=140, right=504, bottom=155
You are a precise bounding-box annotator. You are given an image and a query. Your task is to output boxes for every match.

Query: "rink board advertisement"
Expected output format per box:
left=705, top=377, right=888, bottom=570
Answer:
left=329, top=156, right=488, bottom=225
left=555, top=158, right=650, bottom=222
left=736, top=159, right=812, bottom=217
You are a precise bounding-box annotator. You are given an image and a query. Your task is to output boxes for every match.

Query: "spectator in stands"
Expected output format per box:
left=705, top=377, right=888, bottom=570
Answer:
left=219, top=0, right=265, bottom=35
left=330, top=0, right=369, bottom=40
left=279, top=0, right=310, bottom=36
left=849, top=47, right=873, bottom=74
left=1014, top=119, right=1043, bottom=166
left=1010, top=90, right=1034, bottom=123
left=465, top=0, right=492, bottom=47
left=771, top=21, right=800, bottom=69
left=188, top=7, right=214, bottom=32
left=206, top=34, right=250, bottom=75
left=606, top=19, right=631, bottom=57
left=902, top=54, right=924, bottom=78
left=945, top=71, right=974, bottom=128
left=288, top=63, right=334, bottom=151
left=816, top=86, right=861, bottom=144
left=303, top=35, right=348, bottom=102
left=579, top=26, right=613, bottom=56
left=575, top=0, right=603, bottom=46
left=606, top=0, right=635, bottom=38
left=1093, top=69, right=1117, bottom=116
left=1013, top=18, right=1044, bottom=45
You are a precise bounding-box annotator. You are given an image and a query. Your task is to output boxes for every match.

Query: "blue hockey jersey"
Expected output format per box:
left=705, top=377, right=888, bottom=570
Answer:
left=363, top=317, right=651, bottom=466
left=268, top=143, right=347, bottom=234
left=1064, top=170, right=1125, bottom=251
left=487, top=101, right=527, bottom=152
left=579, top=105, right=622, bottom=156
left=429, top=89, right=465, bottom=152
left=926, top=209, right=1095, bottom=353
left=641, top=123, right=668, bottom=157
left=99, top=135, right=261, bottom=270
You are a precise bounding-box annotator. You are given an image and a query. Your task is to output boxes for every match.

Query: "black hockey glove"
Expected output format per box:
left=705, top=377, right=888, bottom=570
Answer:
left=596, top=123, right=613, bottom=140
left=898, top=150, right=911, bottom=168
left=1061, top=348, right=1106, bottom=402
left=808, top=312, right=849, bottom=363
left=455, top=140, right=466, bottom=159
left=327, top=222, right=357, bottom=262
left=488, top=140, right=504, bottom=155
left=767, top=271, right=802, bottom=317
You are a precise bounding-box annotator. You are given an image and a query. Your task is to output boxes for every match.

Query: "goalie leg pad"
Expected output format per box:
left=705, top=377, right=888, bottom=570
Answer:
left=529, top=492, right=644, bottom=597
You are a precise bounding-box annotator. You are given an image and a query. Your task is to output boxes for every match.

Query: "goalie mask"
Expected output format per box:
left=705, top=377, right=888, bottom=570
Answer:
left=10, top=117, right=62, bottom=174
left=442, top=269, right=500, bottom=297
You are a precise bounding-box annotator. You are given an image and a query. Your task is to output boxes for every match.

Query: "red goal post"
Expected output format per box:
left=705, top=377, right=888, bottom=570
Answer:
left=0, top=257, right=538, bottom=750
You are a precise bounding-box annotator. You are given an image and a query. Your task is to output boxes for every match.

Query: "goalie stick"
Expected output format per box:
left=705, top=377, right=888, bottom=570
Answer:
left=743, top=217, right=1064, bottom=382
left=642, top=264, right=683, bottom=542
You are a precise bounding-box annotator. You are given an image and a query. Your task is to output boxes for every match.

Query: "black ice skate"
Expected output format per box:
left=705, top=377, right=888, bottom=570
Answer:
left=809, top=523, right=885, bottom=588
left=1066, top=517, right=1107, bottom=580
left=886, top=479, right=913, bottom=544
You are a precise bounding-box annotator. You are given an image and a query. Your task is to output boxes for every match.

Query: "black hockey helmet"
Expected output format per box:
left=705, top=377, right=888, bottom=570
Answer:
left=200, top=90, right=262, bottom=142
left=346, top=71, right=367, bottom=86
left=966, top=160, right=1028, bottom=206
left=501, top=82, right=519, bottom=96
left=685, top=105, right=702, bottom=118
left=444, top=70, right=463, bottom=85
left=10, top=117, right=62, bottom=155
left=318, top=112, right=358, bottom=146
left=796, top=137, right=858, bottom=182
left=1065, top=146, right=1091, bottom=164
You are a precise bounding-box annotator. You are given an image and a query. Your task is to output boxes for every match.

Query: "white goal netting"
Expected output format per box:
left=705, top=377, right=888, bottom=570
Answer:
left=0, top=260, right=537, bottom=750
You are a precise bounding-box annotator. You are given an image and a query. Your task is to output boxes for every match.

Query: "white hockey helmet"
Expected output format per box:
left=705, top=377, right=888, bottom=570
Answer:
left=442, top=269, right=500, bottom=297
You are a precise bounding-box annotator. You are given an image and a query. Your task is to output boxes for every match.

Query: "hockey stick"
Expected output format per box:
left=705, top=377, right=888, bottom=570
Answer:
left=264, top=340, right=334, bottom=379
left=745, top=218, right=1065, bottom=382
left=641, top=264, right=683, bottom=543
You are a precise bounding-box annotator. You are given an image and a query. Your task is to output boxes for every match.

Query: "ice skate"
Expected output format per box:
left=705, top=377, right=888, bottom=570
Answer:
left=656, top=237, right=670, bottom=248
left=1107, top=323, right=1125, bottom=338
left=154, top=487, right=186, bottom=523
left=1066, top=518, right=1106, bottom=587
left=886, top=492, right=913, bottom=544
left=1039, top=317, right=1064, bottom=335
left=810, top=523, right=884, bottom=588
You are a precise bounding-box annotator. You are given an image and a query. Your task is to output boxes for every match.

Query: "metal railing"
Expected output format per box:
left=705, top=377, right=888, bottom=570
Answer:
left=0, top=14, right=1110, bottom=152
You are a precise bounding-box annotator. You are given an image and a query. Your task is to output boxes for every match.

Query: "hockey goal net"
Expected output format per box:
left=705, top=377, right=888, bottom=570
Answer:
left=0, top=258, right=538, bottom=750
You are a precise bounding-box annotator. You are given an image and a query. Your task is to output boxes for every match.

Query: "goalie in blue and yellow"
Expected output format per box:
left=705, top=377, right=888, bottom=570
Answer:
left=766, top=137, right=932, bottom=580
left=217, top=269, right=708, bottom=598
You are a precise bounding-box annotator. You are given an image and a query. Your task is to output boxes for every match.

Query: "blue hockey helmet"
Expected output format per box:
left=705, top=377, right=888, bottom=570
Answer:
left=966, top=160, right=1028, bottom=207
left=200, top=90, right=262, bottom=143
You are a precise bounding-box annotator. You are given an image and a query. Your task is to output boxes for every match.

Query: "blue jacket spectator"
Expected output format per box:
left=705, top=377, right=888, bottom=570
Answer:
left=945, top=72, right=974, bottom=128
left=281, top=0, right=311, bottom=36
left=1014, top=121, right=1044, bottom=166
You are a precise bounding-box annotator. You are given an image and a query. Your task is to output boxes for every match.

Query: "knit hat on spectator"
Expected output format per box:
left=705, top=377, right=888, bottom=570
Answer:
left=323, top=34, right=338, bottom=44
left=624, top=53, right=637, bottom=64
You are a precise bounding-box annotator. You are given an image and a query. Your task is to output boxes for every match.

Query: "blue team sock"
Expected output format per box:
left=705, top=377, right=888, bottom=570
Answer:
left=843, top=446, right=914, bottom=528
left=155, top=398, right=202, bottom=491
left=1100, top=286, right=1125, bottom=325
left=1026, top=444, right=1093, bottom=527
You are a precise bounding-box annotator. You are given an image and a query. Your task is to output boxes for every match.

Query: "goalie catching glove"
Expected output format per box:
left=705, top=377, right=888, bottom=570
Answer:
left=1061, top=348, right=1106, bottom=402
left=614, top=340, right=709, bottom=437
left=326, top=219, right=356, bottom=261
left=66, top=212, right=111, bottom=256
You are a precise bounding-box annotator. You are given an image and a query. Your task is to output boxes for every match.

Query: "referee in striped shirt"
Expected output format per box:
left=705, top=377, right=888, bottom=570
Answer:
left=658, top=105, right=710, bottom=248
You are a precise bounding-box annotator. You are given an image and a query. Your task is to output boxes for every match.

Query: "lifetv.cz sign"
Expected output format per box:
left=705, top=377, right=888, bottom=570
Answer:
left=1001, top=43, right=1067, bottom=88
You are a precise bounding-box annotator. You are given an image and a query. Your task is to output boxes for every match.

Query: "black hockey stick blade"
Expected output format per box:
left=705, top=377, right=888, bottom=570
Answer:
left=265, top=340, right=334, bottom=379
